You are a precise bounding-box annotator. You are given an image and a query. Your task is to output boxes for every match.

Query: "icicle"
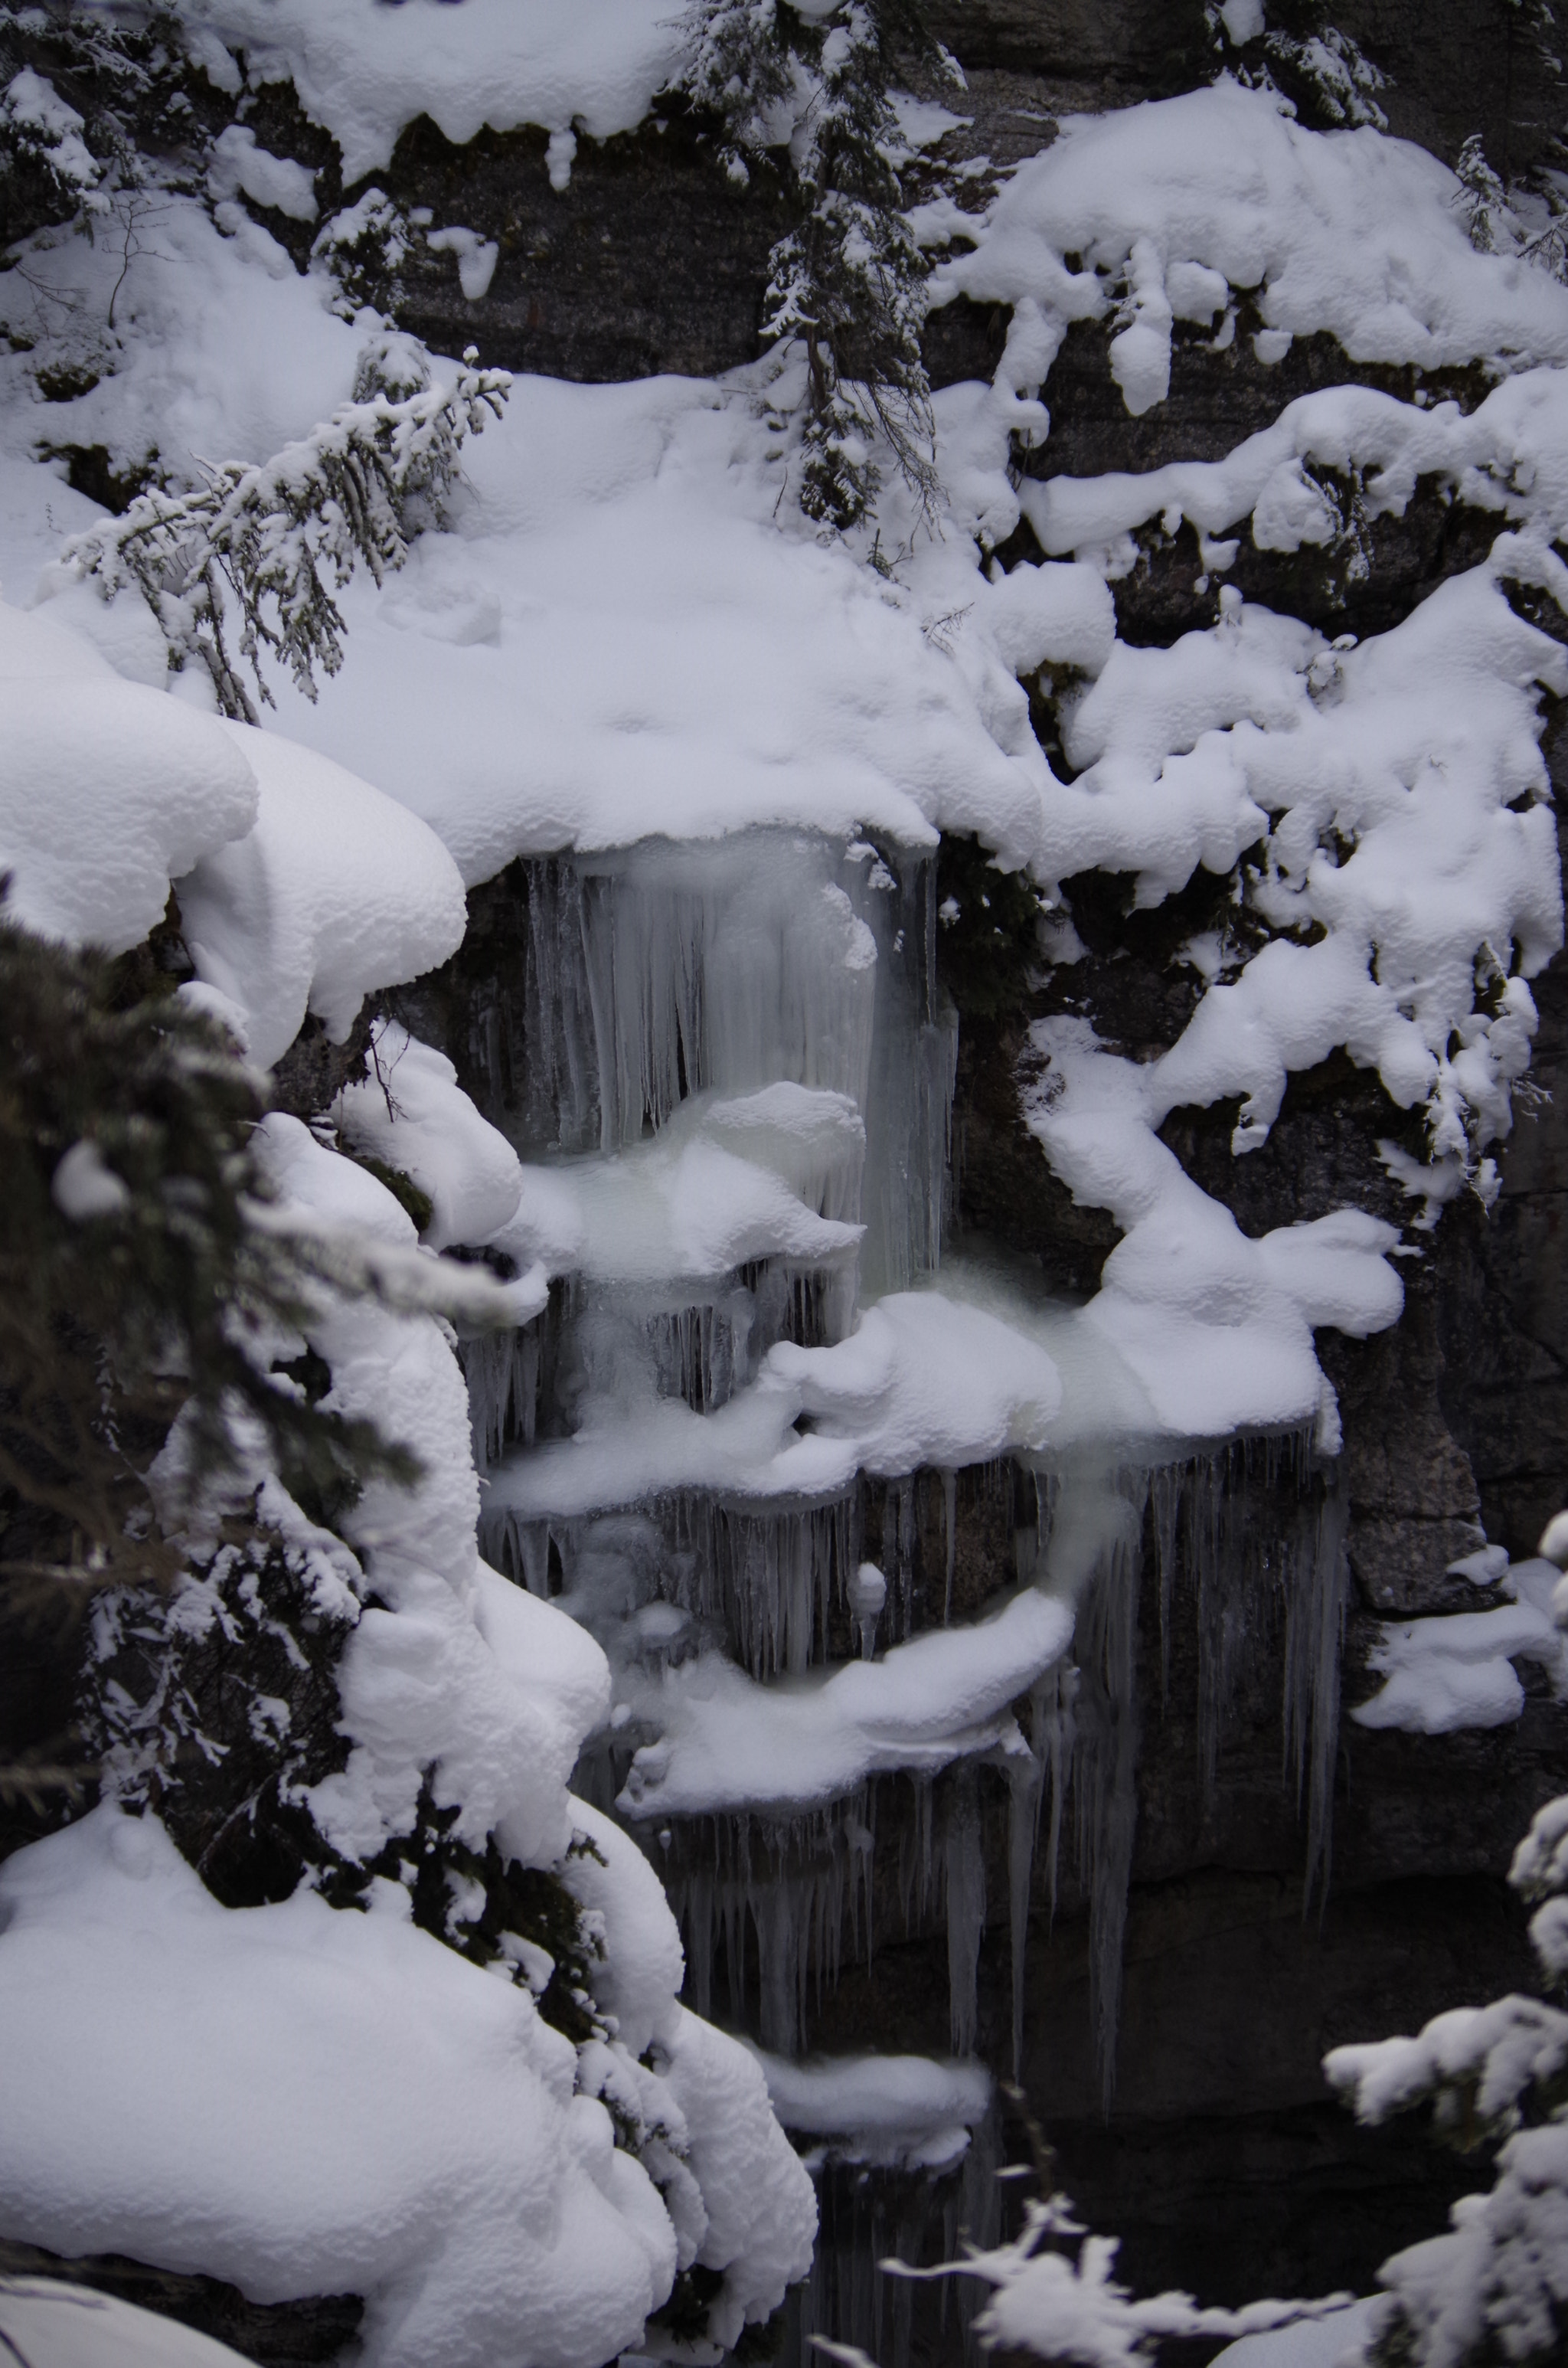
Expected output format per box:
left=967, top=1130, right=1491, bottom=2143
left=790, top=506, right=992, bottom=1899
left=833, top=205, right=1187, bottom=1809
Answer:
left=897, top=1771, right=937, bottom=1938
left=459, top=1320, right=544, bottom=1475
left=511, top=855, right=602, bottom=1152
left=1067, top=1469, right=1148, bottom=2111
left=848, top=1561, right=887, bottom=1660
left=1034, top=1664, right=1076, bottom=1920
left=1178, top=1445, right=1262, bottom=1816
left=1284, top=1454, right=1349, bottom=1912
left=706, top=1498, right=850, bottom=1678
left=1007, top=1746, right=1042, bottom=2080
left=848, top=843, right=958, bottom=1296
left=658, top=1791, right=881, bottom=2056
left=1151, top=1460, right=1183, bottom=1702
left=684, top=1866, right=714, bottom=2020
left=943, top=1767, right=986, bottom=2058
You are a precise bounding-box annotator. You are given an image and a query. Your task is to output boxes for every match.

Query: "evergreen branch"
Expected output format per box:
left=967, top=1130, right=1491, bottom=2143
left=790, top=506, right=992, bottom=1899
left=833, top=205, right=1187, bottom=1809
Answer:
left=58, top=349, right=511, bottom=721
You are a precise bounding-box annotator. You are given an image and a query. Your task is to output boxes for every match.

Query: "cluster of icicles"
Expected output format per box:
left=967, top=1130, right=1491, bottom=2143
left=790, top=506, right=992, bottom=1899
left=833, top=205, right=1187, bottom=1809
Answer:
left=433, top=831, right=1348, bottom=2109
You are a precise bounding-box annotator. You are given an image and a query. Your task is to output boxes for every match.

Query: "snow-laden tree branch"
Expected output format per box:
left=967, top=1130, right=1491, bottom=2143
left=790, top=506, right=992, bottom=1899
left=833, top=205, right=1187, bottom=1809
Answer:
left=58, top=339, right=510, bottom=721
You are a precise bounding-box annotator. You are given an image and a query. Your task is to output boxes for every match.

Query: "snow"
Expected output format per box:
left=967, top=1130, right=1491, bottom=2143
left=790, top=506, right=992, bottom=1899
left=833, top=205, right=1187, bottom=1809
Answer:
left=1210, top=2301, right=1380, bottom=2368
left=51, top=1138, right=132, bottom=1222
left=1017, top=365, right=1568, bottom=559
left=250, top=1114, right=577, bottom=1866
left=0, top=2279, right=260, bottom=2368
left=654, top=2004, right=821, bottom=2349
left=7, top=27, right=1568, bottom=2353
left=207, top=124, right=318, bottom=221
left=1021, top=1019, right=1403, bottom=1444
left=0, top=195, right=361, bottom=493
left=0, top=1808, right=678, bottom=2368
left=0, top=597, right=258, bottom=954
left=560, top=1795, right=685, bottom=2057
left=1365, top=2119, right=1568, bottom=2368
left=1327, top=1990, right=1568, bottom=2132
left=162, top=0, right=686, bottom=184
left=176, top=735, right=468, bottom=1069
left=751, top=2048, right=991, bottom=2169
left=617, top=1585, right=1072, bottom=1819
left=485, top=1291, right=1067, bottom=1526
left=1351, top=1557, right=1568, bottom=1735
left=949, top=2190, right=1355, bottom=2367
left=250, top=366, right=1051, bottom=878
left=427, top=226, right=501, bottom=303
left=932, top=83, right=1568, bottom=392
left=0, top=1098, right=815, bottom=2361
left=334, top=1023, right=528, bottom=1251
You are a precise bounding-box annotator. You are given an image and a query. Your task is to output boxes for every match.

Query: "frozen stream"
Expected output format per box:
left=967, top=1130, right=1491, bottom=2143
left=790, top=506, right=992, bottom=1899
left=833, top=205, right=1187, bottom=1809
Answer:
left=361, top=828, right=1358, bottom=2360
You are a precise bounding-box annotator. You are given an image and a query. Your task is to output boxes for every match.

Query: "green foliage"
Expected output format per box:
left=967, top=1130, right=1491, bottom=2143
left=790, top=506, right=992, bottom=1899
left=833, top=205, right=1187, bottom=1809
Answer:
left=0, top=2, right=185, bottom=249
left=341, top=1147, right=435, bottom=1237
left=676, top=0, right=942, bottom=528
left=0, top=917, right=404, bottom=1611
left=315, top=1778, right=612, bottom=2046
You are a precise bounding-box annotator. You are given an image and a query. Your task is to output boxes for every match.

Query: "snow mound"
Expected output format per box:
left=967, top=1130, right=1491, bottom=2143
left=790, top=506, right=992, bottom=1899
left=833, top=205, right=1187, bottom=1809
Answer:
left=1021, top=364, right=1568, bottom=560
left=177, top=735, right=468, bottom=1069
left=251, top=370, right=1050, bottom=876
left=250, top=1116, right=573, bottom=1866
left=2, top=195, right=360, bottom=487
left=933, top=81, right=1568, bottom=401
left=619, top=1585, right=1072, bottom=1817
left=0, top=1808, right=677, bottom=2368
left=1351, top=1555, right=1568, bottom=1734
left=1023, top=1018, right=1404, bottom=1443
left=171, top=0, right=685, bottom=183
left=0, top=598, right=257, bottom=953
left=333, top=1023, right=526, bottom=1251
left=485, top=1290, right=1066, bottom=1524
left=753, top=2048, right=992, bottom=2168
left=656, top=2005, right=821, bottom=2347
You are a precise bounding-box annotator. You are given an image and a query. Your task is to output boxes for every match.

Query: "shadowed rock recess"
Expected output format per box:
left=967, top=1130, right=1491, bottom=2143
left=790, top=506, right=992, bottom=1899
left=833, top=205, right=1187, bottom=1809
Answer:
left=2, top=1, right=1568, bottom=2363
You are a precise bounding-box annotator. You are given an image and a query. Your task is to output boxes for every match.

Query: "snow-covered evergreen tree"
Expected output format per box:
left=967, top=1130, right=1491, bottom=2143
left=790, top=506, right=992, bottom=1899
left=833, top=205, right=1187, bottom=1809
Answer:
left=1324, top=1773, right=1568, bottom=2368
left=675, top=0, right=942, bottom=528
